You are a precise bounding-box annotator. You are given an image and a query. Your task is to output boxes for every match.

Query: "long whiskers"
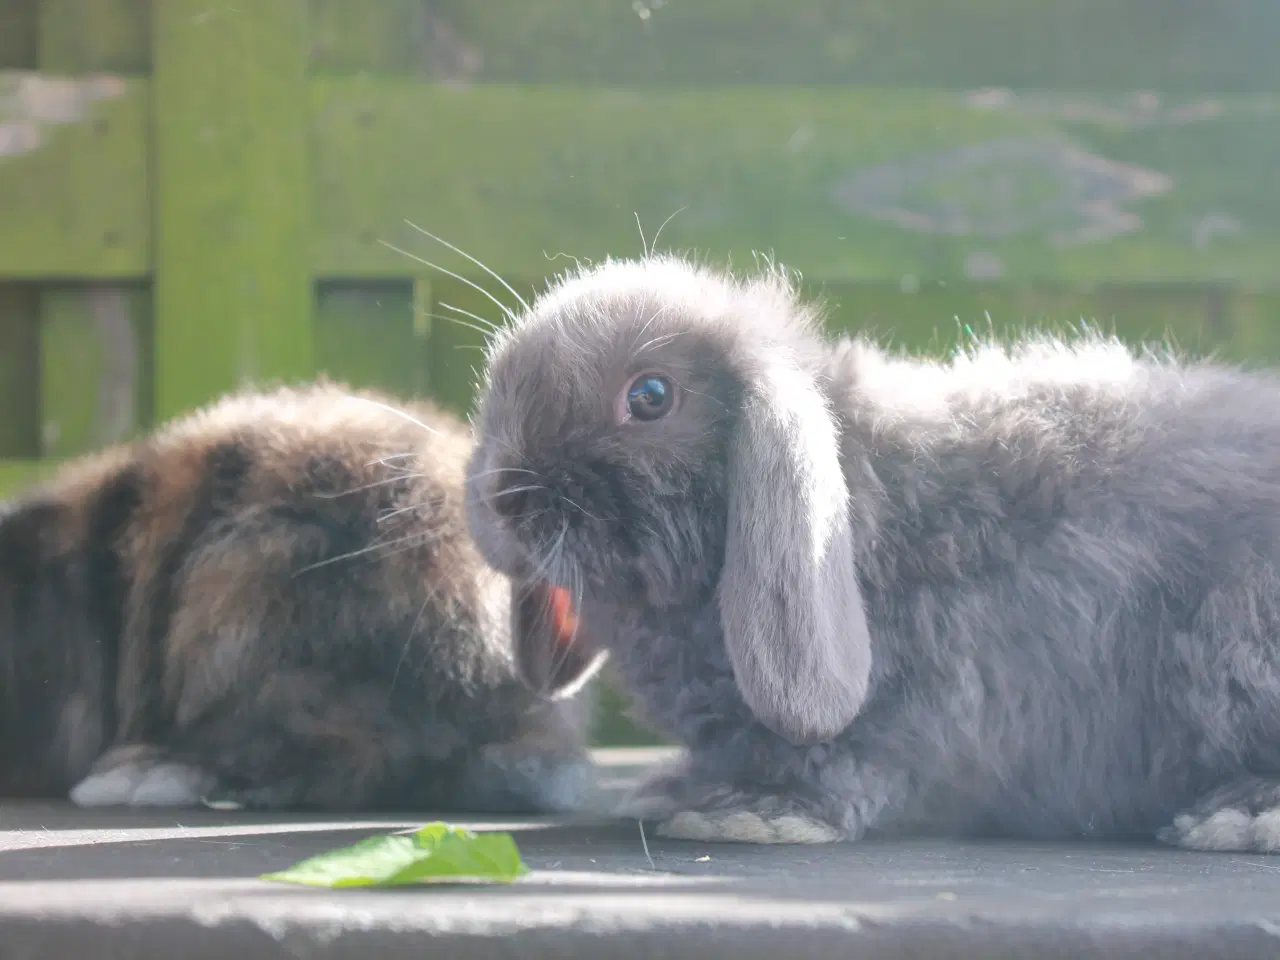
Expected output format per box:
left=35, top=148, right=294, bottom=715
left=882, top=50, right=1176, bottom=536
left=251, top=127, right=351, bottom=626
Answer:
left=636, top=330, right=685, bottom=354
left=634, top=205, right=688, bottom=259
left=469, top=465, right=542, bottom=481
left=649, top=204, right=688, bottom=254
left=342, top=394, right=444, bottom=438
left=377, top=502, right=429, bottom=524
left=438, top=301, right=504, bottom=335
left=425, top=311, right=496, bottom=341
left=292, top=533, right=427, bottom=577
left=366, top=452, right=416, bottom=467
left=313, top=473, right=421, bottom=500
left=493, top=483, right=550, bottom=509
left=387, top=592, right=436, bottom=699
left=558, top=495, right=608, bottom=523
left=527, top=519, right=569, bottom=589
left=377, top=238, right=516, bottom=323
left=544, top=546, right=585, bottom=697
left=404, top=221, right=531, bottom=313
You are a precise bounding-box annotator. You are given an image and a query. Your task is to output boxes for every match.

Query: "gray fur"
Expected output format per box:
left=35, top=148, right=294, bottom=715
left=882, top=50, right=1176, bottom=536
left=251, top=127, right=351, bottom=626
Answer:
left=465, top=253, right=1280, bottom=849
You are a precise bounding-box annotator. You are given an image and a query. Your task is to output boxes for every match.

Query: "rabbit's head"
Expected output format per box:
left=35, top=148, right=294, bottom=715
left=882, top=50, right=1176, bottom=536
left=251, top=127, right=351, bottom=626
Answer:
left=467, top=256, right=872, bottom=744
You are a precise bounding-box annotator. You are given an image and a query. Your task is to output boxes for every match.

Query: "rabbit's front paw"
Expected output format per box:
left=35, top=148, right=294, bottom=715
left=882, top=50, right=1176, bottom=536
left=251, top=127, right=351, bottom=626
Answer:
left=70, top=744, right=216, bottom=808
left=1159, top=778, right=1280, bottom=853
left=617, top=756, right=849, bottom=843
left=654, top=787, right=845, bottom=844
left=659, top=804, right=843, bottom=844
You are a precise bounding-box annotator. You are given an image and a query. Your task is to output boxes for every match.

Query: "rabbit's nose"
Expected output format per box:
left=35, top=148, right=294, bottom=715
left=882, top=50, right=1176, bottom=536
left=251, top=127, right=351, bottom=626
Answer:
left=490, top=469, right=537, bottom=519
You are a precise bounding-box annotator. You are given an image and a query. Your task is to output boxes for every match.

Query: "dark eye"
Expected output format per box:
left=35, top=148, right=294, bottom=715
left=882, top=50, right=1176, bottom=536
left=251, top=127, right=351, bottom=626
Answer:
left=624, top=373, right=675, bottom=422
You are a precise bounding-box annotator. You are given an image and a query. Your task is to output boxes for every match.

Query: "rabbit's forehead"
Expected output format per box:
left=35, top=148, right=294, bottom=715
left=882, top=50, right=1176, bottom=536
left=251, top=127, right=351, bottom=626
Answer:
left=480, top=302, right=736, bottom=450
left=489, top=305, right=684, bottom=410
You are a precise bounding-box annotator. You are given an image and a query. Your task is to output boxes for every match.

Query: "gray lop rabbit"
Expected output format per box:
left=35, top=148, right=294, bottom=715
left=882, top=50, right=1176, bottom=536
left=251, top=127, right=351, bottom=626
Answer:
left=464, top=253, right=1280, bottom=851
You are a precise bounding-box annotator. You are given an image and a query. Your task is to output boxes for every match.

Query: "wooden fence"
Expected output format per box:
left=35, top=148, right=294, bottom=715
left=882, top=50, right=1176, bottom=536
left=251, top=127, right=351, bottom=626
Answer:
left=2, top=0, right=1279, bottom=740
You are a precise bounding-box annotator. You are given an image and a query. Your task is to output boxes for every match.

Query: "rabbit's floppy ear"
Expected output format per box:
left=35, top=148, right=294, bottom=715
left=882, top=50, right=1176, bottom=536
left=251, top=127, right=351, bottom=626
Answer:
left=717, top=350, right=871, bottom=745
left=511, top=582, right=608, bottom=699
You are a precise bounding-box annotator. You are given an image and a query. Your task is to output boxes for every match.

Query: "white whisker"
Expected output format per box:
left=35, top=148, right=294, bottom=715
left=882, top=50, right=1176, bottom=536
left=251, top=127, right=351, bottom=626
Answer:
left=366, top=452, right=416, bottom=467
left=342, top=394, right=443, bottom=437
left=546, top=548, right=584, bottom=695
left=313, top=474, right=419, bottom=499
left=470, top=465, right=541, bottom=480
left=438, top=300, right=503, bottom=333
left=377, top=239, right=516, bottom=321
left=388, top=594, right=435, bottom=697
left=377, top=503, right=428, bottom=524
left=497, top=483, right=548, bottom=498
left=404, top=221, right=531, bottom=313
left=558, top=495, right=606, bottom=522
left=427, top=312, right=496, bottom=341
left=528, top=520, right=568, bottom=588
left=435, top=300, right=504, bottom=337
left=292, top=534, right=426, bottom=576
left=650, top=205, right=687, bottom=256
left=636, top=331, right=684, bottom=354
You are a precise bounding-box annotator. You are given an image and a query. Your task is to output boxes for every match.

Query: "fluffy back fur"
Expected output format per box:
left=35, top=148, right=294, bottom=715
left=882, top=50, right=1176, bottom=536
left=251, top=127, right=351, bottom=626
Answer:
left=0, top=382, right=593, bottom=812
left=465, top=253, right=1280, bottom=849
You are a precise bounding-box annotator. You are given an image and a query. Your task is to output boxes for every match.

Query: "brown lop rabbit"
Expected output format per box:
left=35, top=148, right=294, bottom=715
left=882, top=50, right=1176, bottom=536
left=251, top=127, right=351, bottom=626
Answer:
left=0, top=382, right=596, bottom=812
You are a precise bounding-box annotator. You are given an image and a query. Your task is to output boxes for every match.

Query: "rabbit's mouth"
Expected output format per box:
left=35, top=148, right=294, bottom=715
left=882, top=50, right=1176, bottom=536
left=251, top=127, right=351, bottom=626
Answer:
left=511, top=579, right=607, bottom=700
left=545, top=584, right=581, bottom=646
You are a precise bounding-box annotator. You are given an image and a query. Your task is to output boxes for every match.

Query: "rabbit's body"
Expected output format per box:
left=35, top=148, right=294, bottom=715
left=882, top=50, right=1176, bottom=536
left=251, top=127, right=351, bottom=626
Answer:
left=0, top=382, right=593, bottom=812
left=465, top=254, right=1280, bottom=850
left=598, top=343, right=1280, bottom=844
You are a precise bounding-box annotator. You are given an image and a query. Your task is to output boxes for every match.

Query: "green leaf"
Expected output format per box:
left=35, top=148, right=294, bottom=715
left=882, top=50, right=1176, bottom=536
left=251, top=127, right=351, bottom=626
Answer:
left=261, top=822, right=530, bottom=888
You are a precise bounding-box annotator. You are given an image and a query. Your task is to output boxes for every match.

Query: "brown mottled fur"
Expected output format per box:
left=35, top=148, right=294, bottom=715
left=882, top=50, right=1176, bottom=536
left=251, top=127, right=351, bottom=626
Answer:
left=0, top=382, right=593, bottom=812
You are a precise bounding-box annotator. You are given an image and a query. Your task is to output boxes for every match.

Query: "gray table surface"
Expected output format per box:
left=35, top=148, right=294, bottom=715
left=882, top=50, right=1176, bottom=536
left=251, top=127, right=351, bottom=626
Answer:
left=2, top=747, right=1279, bottom=959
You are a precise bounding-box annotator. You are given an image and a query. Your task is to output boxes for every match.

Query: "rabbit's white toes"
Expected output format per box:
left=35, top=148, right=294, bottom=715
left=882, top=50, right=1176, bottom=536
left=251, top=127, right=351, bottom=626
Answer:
left=657, top=809, right=842, bottom=844
left=70, top=756, right=215, bottom=808
left=1160, top=806, right=1280, bottom=853
left=1160, top=777, right=1280, bottom=853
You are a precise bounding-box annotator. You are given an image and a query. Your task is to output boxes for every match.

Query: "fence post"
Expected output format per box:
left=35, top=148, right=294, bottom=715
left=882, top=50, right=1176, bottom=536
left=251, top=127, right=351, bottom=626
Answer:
left=150, top=0, right=314, bottom=422
left=37, top=1, right=152, bottom=459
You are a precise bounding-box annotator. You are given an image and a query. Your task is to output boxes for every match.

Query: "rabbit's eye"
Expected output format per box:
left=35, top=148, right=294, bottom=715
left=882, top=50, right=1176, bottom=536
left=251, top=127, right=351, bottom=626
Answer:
left=623, top=373, right=676, bottom=422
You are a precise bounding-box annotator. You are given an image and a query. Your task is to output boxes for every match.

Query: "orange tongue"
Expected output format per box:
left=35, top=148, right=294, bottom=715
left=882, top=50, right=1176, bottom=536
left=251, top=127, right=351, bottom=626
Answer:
left=547, top=586, right=580, bottom=645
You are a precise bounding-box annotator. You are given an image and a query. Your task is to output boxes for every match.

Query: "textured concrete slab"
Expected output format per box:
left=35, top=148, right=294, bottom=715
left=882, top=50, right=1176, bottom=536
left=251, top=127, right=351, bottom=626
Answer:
left=3, top=747, right=1280, bottom=959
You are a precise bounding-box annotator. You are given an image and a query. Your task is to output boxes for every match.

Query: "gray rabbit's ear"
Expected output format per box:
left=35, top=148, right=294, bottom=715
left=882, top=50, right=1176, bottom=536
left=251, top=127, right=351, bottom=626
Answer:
left=511, top=582, right=608, bottom=699
left=717, top=354, right=872, bottom=745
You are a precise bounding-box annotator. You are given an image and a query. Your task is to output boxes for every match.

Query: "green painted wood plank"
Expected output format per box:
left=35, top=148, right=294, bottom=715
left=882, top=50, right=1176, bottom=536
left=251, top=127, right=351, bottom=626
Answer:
left=35, top=4, right=153, bottom=462
left=314, top=280, right=431, bottom=400
left=312, top=82, right=1280, bottom=286
left=813, top=280, right=1272, bottom=363
left=39, top=284, right=152, bottom=458
left=1226, top=291, right=1280, bottom=368
left=309, top=0, right=1280, bottom=95
left=0, top=284, right=39, bottom=458
left=3, top=75, right=1279, bottom=288
left=39, top=0, right=1280, bottom=93
left=0, top=0, right=37, bottom=69
left=0, top=70, right=149, bottom=278
left=37, top=0, right=151, bottom=73
left=150, top=0, right=314, bottom=422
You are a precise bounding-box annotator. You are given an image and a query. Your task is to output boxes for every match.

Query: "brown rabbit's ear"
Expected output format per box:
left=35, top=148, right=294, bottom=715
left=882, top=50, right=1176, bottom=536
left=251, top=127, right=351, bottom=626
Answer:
left=511, top=582, right=607, bottom=699
left=717, top=352, right=872, bottom=745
